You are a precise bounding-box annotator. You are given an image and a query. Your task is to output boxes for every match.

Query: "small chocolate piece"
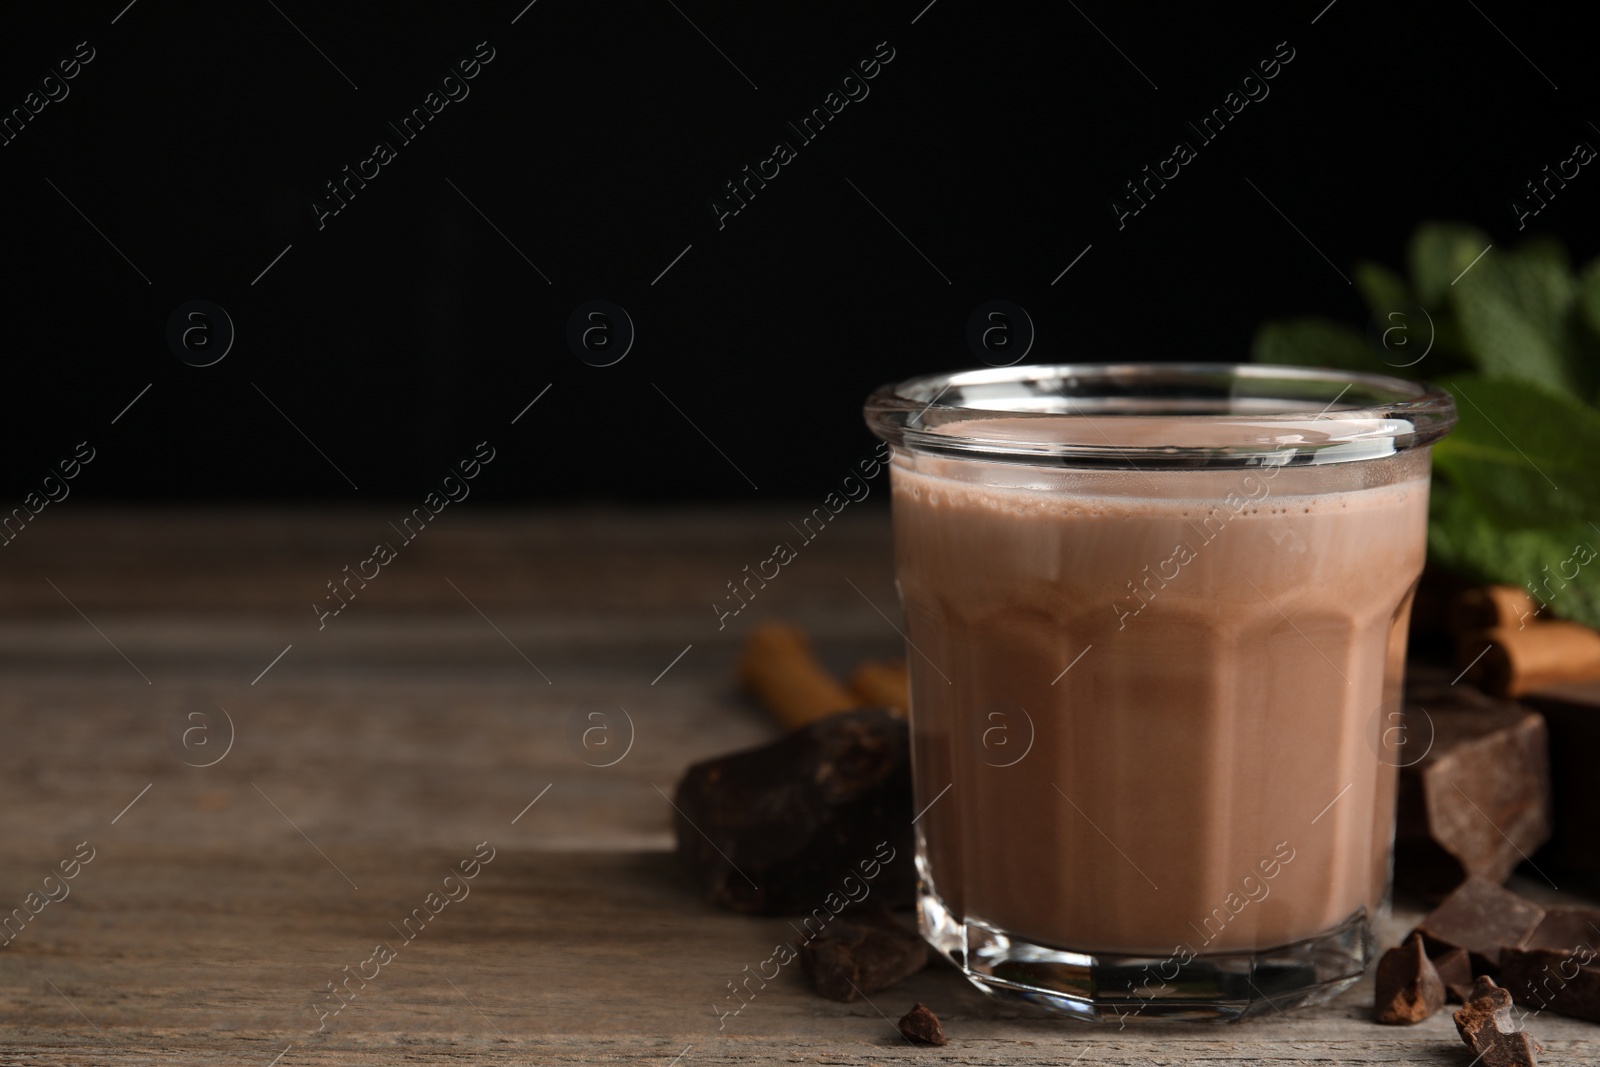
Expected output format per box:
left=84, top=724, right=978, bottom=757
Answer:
left=897, top=1002, right=947, bottom=1046
left=1433, top=946, right=1476, bottom=1003
left=1414, top=876, right=1546, bottom=975
left=1453, top=976, right=1542, bottom=1066
left=1499, top=907, right=1600, bottom=1023
left=798, top=901, right=929, bottom=1002
left=1375, top=933, right=1446, bottom=1024
left=671, top=709, right=914, bottom=914
left=1395, top=678, right=1552, bottom=897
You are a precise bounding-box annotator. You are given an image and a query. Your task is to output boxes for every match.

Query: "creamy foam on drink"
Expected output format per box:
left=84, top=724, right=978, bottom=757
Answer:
left=892, top=436, right=1429, bottom=956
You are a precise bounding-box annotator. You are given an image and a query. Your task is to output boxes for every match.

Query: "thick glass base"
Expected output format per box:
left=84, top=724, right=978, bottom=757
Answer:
left=919, top=883, right=1372, bottom=1023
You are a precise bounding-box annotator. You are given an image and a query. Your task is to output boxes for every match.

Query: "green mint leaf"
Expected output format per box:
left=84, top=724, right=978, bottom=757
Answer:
left=1516, top=234, right=1572, bottom=273
left=1450, top=280, right=1575, bottom=394
left=1354, top=260, right=1476, bottom=378
left=1250, top=317, right=1384, bottom=373
left=1428, top=481, right=1600, bottom=630
left=1580, top=258, right=1600, bottom=340
left=1573, top=258, right=1600, bottom=402
left=1355, top=261, right=1411, bottom=318
left=1433, top=373, right=1600, bottom=525
left=1444, top=239, right=1583, bottom=394
left=1408, top=222, right=1492, bottom=307
left=1471, top=241, right=1575, bottom=340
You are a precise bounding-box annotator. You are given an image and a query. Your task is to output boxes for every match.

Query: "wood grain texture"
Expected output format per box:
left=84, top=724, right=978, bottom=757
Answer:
left=3, top=848, right=1598, bottom=1065
left=2, top=509, right=1597, bottom=1064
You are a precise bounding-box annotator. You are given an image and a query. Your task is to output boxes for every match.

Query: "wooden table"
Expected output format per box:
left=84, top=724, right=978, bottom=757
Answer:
left=2, top=508, right=1596, bottom=1065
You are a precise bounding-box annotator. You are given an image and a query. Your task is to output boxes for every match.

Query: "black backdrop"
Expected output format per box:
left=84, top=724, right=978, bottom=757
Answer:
left=1, top=0, right=1594, bottom=502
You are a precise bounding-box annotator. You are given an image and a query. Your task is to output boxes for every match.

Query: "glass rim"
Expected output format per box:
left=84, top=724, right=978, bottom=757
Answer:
left=864, top=362, right=1457, bottom=468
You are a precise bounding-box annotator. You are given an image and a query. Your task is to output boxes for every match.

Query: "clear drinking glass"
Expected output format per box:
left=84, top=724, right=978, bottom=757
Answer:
left=863, top=363, right=1457, bottom=1022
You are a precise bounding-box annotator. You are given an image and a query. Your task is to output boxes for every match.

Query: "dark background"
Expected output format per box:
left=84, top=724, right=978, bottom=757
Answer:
left=1, top=0, right=1594, bottom=502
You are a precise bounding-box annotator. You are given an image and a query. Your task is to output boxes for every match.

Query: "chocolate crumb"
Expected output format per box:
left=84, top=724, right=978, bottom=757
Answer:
left=1375, top=933, right=1445, bottom=1024
left=898, top=1002, right=947, bottom=1046
left=1453, top=975, right=1542, bottom=1067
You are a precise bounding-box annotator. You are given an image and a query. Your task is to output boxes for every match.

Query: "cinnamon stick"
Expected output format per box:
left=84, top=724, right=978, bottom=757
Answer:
left=1452, top=585, right=1542, bottom=636
left=1462, top=622, right=1600, bottom=697
left=849, top=660, right=909, bottom=712
left=738, top=622, right=859, bottom=729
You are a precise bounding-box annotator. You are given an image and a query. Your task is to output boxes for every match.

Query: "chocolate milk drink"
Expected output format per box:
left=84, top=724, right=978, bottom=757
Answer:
left=892, top=426, right=1429, bottom=953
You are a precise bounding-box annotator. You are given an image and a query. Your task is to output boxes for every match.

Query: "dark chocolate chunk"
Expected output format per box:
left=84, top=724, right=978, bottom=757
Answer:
left=898, top=1002, right=947, bottom=1046
left=797, top=900, right=929, bottom=1002
left=1414, top=876, right=1546, bottom=975
left=1520, top=682, right=1600, bottom=886
left=1375, top=933, right=1445, bottom=1024
left=1433, top=946, right=1476, bottom=1003
left=1396, top=679, right=1552, bottom=898
left=1525, top=907, right=1600, bottom=952
left=1501, top=949, right=1600, bottom=1024
left=672, top=708, right=914, bottom=914
left=1498, top=907, right=1600, bottom=1024
left=1453, top=976, right=1542, bottom=1067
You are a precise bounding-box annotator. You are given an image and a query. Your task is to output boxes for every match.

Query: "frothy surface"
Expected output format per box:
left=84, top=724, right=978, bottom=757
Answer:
left=930, top=414, right=1411, bottom=453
